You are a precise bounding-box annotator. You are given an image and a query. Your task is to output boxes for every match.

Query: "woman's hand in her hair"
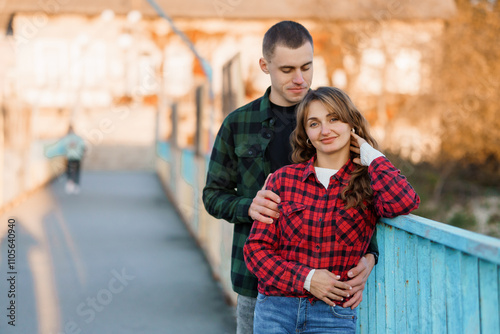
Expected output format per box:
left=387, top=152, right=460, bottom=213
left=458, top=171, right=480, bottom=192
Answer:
left=350, top=132, right=368, bottom=165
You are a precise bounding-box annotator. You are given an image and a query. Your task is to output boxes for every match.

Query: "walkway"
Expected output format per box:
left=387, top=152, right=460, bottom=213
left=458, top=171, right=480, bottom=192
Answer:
left=0, top=171, right=236, bottom=334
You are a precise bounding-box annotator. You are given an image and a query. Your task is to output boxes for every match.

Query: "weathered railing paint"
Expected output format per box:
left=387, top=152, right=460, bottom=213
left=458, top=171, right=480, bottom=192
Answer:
left=156, top=143, right=500, bottom=333
left=359, top=215, right=500, bottom=333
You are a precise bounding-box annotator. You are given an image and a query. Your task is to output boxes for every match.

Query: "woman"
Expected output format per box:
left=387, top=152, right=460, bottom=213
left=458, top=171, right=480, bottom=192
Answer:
left=244, top=87, right=420, bottom=333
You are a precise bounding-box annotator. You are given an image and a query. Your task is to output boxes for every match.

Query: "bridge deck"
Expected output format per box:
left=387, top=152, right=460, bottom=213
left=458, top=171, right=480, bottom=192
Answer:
left=0, top=171, right=236, bottom=334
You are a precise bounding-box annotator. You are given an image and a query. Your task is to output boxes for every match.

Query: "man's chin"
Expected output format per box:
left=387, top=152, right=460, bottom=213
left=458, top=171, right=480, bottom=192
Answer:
left=287, top=93, right=307, bottom=104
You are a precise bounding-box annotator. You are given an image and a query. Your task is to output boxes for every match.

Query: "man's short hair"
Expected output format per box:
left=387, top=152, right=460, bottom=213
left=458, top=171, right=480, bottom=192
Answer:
left=262, top=21, right=313, bottom=60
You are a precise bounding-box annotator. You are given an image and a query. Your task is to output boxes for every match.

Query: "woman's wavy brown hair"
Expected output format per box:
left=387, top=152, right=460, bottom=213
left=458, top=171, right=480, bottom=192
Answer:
left=291, top=87, right=379, bottom=209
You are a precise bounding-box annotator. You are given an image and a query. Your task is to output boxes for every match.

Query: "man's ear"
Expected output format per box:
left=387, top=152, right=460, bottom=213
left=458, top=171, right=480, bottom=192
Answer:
left=259, top=57, right=269, bottom=74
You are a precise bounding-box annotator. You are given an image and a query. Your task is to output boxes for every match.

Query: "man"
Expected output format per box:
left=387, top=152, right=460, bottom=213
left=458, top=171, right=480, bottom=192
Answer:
left=203, top=21, right=378, bottom=333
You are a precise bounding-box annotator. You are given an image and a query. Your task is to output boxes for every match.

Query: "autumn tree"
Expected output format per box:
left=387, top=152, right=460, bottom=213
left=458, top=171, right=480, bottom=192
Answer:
left=437, top=0, right=500, bottom=170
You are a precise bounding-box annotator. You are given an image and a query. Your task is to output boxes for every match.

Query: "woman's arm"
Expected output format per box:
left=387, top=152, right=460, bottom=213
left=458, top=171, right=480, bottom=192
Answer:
left=244, top=219, right=312, bottom=294
left=350, top=132, right=420, bottom=217
left=368, top=155, right=420, bottom=217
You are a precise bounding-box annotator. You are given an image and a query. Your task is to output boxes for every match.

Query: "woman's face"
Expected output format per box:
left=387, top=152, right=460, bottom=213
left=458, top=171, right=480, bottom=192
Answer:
left=305, top=100, right=352, bottom=160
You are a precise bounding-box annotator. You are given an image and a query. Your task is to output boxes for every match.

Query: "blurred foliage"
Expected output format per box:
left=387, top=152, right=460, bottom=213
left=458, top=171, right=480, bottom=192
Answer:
left=387, top=152, right=500, bottom=237
left=488, top=214, right=500, bottom=238
left=448, top=211, right=478, bottom=230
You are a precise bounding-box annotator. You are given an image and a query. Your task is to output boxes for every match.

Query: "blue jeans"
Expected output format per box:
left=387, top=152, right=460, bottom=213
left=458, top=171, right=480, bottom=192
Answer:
left=254, top=293, right=357, bottom=334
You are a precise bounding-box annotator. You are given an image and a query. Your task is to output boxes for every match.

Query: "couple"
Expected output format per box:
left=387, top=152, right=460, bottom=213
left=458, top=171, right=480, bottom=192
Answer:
left=203, top=21, right=419, bottom=334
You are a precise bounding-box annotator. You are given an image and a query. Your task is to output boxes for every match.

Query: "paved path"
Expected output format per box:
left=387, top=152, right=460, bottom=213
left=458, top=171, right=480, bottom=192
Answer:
left=0, top=171, right=236, bottom=334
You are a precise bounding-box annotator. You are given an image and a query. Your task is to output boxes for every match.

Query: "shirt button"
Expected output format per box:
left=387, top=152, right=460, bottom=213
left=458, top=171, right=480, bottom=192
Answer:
left=319, top=218, right=323, bottom=222
left=316, top=245, right=320, bottom=250
left=248, top=150, right=253, bottom=155
left=270, top=119, right=275, bottom=125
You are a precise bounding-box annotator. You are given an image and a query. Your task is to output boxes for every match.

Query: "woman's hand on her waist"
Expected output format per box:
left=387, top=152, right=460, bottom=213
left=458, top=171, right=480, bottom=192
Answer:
left=309, top=269, right=353, bottom=307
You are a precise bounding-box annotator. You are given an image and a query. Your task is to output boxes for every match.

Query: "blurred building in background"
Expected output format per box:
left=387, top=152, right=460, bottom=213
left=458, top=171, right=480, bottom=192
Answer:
left=0, top=1, right=498, bottom=231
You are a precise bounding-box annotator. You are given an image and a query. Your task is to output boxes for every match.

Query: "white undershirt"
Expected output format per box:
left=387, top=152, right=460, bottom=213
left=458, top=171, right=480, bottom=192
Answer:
left=315, top=167, right=338, bottom=189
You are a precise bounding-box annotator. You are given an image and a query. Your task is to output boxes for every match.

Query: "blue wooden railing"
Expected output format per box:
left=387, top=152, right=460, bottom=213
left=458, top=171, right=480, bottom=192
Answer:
left=156, top=142, right=500, bottom=333
left=363, top=215, right=500, bottom=334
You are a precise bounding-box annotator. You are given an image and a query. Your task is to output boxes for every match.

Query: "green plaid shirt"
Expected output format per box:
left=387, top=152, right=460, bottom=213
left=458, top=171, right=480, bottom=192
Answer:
left=203, top=87, right=378, bottom=297
left=203, top=88, right=276, bottom=297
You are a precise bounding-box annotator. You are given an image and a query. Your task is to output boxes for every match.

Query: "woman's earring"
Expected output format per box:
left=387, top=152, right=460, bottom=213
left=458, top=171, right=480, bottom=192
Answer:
left=352, top=128, right=355, bottom=133
left=306, top=138, right=311, bottom=146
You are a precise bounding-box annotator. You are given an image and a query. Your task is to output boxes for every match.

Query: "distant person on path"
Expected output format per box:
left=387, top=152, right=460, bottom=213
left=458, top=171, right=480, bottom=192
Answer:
left=59, top=125, right=86, bottom=194
left=203, top=21, right=380, bottom=333
left=244, top=87, right=420, bottom=333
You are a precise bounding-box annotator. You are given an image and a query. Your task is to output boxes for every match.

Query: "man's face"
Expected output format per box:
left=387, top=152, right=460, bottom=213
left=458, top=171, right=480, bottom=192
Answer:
left=260, top=42, right=314, bottom=107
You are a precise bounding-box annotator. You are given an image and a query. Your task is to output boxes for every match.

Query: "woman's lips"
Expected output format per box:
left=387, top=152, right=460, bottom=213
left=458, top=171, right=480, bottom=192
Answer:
left=321, top=137, right=336, bottom=144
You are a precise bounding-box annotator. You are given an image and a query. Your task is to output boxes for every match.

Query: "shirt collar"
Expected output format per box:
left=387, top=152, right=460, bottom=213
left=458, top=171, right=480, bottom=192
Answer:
left=258, top=87, right=274, bottom=122
left=302, top=155, right=356, bottom=186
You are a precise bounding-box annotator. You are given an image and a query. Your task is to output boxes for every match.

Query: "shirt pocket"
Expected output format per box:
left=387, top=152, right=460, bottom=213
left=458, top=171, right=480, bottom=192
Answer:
left=234, top=144, right=266, bottom=189
left=335, top=207, right=366, bottom=247
left=278, top=202, right=307, bottom=246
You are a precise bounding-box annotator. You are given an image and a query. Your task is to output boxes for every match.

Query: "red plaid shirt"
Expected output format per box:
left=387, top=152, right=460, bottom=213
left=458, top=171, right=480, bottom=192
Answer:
left=244, top=155, right=419, bottom=303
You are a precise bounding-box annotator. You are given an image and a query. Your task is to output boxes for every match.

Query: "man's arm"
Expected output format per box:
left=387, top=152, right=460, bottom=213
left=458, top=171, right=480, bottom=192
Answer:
left=364, top=228, right=379, bottom=265
left=341, top=227, right=378, bottom=309
left=342, top=253, right=375, bottom=309
left=202, top=121, right=253, bottom=224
